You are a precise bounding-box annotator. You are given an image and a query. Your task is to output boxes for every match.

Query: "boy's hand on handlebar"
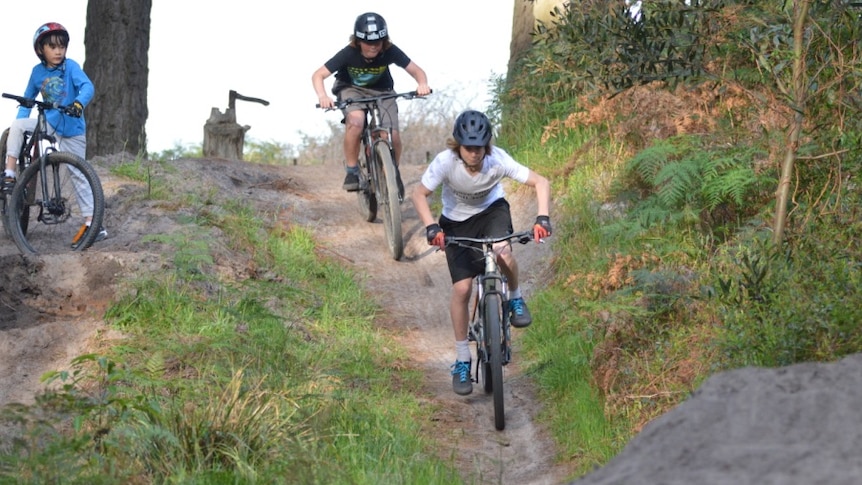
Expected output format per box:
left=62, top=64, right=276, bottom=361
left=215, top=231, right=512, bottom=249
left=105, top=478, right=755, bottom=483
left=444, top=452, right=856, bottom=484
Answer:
left=415, top=84, right=431, bottom=97
left=66, top=101, right=84, bottom=118
left=533, top=216, right=552, bottom=242
left=317, top=96, right=334, bottom=110
left=426, top=223, right=445, bottom=250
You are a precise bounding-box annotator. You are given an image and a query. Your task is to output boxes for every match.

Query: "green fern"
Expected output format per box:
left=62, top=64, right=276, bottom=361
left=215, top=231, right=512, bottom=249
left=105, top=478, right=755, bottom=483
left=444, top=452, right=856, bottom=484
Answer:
left=625, top=139, right=684, bottom=184
left=702, top=165, right=757, bottom=210
left=700, top=148, right=763, bottom=211
left=654, top=158, right=702, bottom=209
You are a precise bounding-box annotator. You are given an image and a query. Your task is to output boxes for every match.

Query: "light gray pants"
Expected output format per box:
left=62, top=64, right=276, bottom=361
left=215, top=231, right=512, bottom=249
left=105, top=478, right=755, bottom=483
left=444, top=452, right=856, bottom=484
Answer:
left=7, top=118, right=95, bottom=218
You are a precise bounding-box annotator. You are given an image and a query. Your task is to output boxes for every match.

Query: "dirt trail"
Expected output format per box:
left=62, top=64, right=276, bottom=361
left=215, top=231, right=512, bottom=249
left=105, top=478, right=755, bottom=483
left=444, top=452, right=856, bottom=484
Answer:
left=292, top=162, right=572, bottom=485
left=0, top=156, right=572, bottom=485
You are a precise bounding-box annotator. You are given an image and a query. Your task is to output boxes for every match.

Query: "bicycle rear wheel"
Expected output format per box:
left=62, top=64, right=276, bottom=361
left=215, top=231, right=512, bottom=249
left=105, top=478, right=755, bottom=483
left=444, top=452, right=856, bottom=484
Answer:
left=0, top=128, right=33, bottom=238
left=483, top=292, right=506, bottom=430
left=7, top=152, right=104, bottom=254
left=374, top=141, right=403, bottom=260
left=0, top=128, right=10, bottom=236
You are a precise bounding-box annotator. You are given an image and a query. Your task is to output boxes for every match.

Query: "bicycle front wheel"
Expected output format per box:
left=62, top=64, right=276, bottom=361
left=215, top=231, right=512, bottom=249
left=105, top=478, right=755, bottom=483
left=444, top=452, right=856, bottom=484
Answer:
left=356, top=144, right=377, bottom=223
left=374, top=141, right=403, bottom=260
left=483, top=292, right=506, bottom=430
left=7, top=152, right=105, bottom=254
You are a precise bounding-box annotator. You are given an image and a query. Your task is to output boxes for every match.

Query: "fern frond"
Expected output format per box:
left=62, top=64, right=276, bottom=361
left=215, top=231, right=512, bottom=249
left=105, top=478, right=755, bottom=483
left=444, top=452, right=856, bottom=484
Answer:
left=702, top=165, right=756, bottom=210
left=625, top=140, right=681, bottom=185
left=654, top=158, right=702, bottom=208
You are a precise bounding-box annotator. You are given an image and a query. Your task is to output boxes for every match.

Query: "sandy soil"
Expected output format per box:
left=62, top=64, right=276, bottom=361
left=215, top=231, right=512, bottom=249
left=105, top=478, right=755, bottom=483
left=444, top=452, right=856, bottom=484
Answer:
left=0, top=156, right=573, bottom=485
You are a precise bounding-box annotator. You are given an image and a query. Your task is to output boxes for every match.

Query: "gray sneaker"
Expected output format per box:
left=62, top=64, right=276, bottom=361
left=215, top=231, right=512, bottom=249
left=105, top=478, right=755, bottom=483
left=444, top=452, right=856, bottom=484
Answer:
left=451, top=360, right=472, bottom=395
left=342, top=172, right=360, bottom=191
left=2, top=175, right=15, bottom=193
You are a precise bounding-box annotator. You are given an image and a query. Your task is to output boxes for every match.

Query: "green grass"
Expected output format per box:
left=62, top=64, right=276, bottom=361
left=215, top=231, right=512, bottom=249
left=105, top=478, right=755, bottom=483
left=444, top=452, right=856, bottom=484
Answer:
left=0, top=179, right=461, bottom=484
left=498, top=50, right=862, bottom=478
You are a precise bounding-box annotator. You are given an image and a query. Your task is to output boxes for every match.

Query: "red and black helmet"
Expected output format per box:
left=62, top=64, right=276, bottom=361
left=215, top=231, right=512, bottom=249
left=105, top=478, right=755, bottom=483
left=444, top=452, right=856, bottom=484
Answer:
left=354, top=12, right=388, bottom=42
left=33, top=22, right=69, bottom=58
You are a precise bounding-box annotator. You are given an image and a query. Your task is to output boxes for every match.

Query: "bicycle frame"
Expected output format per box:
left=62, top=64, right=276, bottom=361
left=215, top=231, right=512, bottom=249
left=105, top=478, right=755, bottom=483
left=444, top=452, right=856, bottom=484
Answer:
left=3, top=94, right=68, bottom=225
left=357, top=98, right=394, bottom=199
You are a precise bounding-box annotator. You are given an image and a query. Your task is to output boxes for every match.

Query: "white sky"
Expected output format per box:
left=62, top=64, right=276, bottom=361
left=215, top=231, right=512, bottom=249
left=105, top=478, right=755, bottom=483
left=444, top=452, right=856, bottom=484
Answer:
left=0, top=1, right=514, bottom=153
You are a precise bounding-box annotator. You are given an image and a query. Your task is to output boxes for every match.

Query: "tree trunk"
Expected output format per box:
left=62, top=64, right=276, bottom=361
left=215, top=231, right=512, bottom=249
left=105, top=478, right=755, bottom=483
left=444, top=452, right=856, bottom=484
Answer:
left=772, top=0, right=811, bottom=245
left=83, top=0, right=152, bottom=158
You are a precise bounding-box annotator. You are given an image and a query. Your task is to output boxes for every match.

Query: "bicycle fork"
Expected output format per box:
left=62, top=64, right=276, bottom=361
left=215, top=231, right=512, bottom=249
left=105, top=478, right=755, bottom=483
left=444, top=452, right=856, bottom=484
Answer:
left=468, top=275, right=512, bottom=382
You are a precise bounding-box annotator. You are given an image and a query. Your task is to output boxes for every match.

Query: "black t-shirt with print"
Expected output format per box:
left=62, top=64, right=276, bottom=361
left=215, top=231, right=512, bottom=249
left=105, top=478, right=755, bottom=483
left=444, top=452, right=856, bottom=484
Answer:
left=324, top=44, right=412, bottom=95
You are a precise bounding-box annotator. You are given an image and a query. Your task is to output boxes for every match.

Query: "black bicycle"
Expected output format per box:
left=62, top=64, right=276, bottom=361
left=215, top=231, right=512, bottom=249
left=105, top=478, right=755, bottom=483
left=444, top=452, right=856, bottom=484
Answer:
left=1, top=93, right=105, bottom=254
left=320, top=90, right=429, bottom=261
left=445, top=230, right=535, bottom=430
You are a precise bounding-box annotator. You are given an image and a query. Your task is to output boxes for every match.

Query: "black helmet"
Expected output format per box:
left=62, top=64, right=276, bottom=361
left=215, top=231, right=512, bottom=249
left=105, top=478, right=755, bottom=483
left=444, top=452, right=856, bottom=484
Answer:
left=354, top=12, right=388, bottom=41
left=453, top=110, right=492, bottom=147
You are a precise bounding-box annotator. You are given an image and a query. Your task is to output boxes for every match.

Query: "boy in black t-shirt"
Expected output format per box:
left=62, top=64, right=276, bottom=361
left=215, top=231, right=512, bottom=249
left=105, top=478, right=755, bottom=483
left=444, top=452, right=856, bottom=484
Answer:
left=312, top=12, right=431, bottom=192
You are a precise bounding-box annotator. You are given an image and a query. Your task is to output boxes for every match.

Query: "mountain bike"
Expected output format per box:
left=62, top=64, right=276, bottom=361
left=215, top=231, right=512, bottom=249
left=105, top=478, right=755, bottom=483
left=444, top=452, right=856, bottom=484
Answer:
left=445, top=229, right=535, bottom=431
left=1, top=93, right=105, bottom=254
left=320, top=90, right=429, bottom=261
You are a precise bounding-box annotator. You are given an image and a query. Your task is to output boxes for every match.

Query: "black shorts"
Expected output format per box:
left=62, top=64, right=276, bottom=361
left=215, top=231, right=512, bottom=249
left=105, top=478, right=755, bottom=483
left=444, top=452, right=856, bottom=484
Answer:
left=439, top=198, right=513, bottom=284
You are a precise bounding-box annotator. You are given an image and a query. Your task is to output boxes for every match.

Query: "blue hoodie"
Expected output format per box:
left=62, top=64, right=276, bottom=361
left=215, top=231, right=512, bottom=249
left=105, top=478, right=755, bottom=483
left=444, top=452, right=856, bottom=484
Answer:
left=17, top=58, right=94, bottom=137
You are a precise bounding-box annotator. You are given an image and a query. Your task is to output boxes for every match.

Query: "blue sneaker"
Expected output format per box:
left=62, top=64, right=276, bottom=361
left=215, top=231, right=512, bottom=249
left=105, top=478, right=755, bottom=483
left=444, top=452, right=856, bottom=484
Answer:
left=450, top=360, right=472, bottom=395
left=509, top=297, right=532, bottom=328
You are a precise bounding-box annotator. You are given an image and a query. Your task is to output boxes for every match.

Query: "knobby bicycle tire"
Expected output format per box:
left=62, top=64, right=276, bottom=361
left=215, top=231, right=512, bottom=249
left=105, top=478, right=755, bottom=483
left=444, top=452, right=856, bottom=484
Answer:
left=356, top=143, right=377, bottom=223
left=0, top=128, right=34, bottom=238
left=7, top=152, right=104, bottom=254
left=374, top=141, right=403, bottom=260
left=483, top=291, right=506, bottom=430
left=0, top=128, right=11, bottom=236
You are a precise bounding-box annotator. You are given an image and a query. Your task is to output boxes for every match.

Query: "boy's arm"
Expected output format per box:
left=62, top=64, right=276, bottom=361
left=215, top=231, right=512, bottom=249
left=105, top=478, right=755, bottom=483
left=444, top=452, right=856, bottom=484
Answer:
left=312, top=66, right=334, bottom=109
left=411, top=182, right=436, bottom=227
left=525, top=170, right=551, bottom=217
left=404, top=62, right=430, bottom=96
left=68, top=61, right=95, bottom=106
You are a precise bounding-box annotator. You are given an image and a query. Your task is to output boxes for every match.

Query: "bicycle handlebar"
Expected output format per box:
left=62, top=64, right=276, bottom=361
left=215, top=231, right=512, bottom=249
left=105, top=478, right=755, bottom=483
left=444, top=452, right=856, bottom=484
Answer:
left=444, top=230, right=535, bottom=249
left=2, top=93, right=76, bottom=115
left=316, top=89, right=432, bottom=110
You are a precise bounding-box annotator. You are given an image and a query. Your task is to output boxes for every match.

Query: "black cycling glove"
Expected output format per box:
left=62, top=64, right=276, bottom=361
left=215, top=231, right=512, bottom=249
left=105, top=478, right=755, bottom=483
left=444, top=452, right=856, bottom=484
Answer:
left=533, top=215, right=552, bottom=241
left=66, top=101, right=84, bottom=118
left=426, top=223, right=445, bottom=249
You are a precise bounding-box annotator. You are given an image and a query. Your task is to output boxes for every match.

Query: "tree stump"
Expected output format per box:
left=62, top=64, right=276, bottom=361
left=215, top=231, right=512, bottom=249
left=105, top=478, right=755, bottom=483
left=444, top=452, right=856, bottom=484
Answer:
left=203, top=107, right=248, bottom=160
left=202, top=90, right=270, bottom=160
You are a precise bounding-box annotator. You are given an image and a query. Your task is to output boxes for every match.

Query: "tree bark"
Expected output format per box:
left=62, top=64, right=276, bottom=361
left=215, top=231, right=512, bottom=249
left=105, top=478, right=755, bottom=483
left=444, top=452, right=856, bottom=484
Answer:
left=84, top=0, right=152, bottom=157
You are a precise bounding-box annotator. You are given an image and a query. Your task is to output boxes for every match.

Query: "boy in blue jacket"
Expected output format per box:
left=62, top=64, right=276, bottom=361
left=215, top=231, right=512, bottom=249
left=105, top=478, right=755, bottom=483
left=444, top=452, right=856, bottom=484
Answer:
left=3, top=22, right=105, bottom=248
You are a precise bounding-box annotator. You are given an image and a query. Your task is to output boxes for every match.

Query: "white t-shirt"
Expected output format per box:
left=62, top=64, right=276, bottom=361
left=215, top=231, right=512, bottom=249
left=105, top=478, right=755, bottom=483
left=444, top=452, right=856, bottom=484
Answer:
left=420, top=146, right=530, bottom=222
